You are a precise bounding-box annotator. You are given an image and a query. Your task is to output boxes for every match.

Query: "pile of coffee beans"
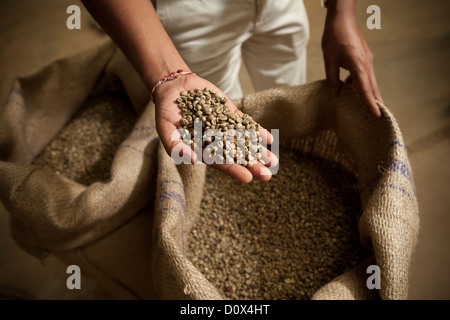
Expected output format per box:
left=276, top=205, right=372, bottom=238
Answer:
left=187, top=147, right=369, bottom=300
left=33, top=90, right=137, bottom=186
left=176, top=88, right=264, bottom=167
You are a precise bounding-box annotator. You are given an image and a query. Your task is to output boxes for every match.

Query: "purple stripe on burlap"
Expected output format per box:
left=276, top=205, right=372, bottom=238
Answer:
left=159, top=191, right=187, bottom=218
left=381, top=183, right=420, bottom=217
left=161, top=179, right=184, bottom=188
left=7, top=97, right=25, bottom=109
left=6, top=85, right=24, bottom=109
left=389, top=140, right=406, bottom=150
left=12, top=86, right=23, bottom=97
left=388, top=159, right=417, bottom=197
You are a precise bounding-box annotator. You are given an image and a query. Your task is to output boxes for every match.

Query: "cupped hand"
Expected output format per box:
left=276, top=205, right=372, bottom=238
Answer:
left=322, top=13, right=384, bottom=118
left=152, top=74, right=278, bottom=183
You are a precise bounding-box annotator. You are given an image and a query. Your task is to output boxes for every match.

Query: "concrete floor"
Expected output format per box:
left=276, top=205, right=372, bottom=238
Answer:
left=0, top=0, right=449, bottom=299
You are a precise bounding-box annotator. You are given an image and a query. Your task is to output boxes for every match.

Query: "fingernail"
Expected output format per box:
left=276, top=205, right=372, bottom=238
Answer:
left=259, top=166, right=272, bottom=176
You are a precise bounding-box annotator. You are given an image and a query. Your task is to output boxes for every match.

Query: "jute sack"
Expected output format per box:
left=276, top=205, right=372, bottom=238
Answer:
left=0, top=40, right=419, bottom=300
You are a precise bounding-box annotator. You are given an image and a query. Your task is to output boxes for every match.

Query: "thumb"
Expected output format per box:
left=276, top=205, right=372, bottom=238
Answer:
left=157, top=119, right=198, bottom=164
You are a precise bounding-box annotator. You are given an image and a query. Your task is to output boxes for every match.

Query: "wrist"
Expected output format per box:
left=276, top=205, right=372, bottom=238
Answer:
left=151, top=70, right=197, bottom=103
left=142, top=58, right=191, bottom=92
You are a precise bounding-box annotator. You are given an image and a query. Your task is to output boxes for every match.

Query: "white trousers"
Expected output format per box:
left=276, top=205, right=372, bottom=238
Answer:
left=155, top=0, right=310, bottom=100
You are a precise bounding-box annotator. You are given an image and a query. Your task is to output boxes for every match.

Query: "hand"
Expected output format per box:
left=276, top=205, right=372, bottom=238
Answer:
left=152, top=74, right=278, bottom=183
left=322, top=10, right=384, bottom=118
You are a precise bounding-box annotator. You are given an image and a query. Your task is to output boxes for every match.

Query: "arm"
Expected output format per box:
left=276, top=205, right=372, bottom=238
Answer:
left=321, top=0, right=384, bottom=118
left=81, top=0, right=275, bottom=182
left=81, top=0, right=188, bottom=90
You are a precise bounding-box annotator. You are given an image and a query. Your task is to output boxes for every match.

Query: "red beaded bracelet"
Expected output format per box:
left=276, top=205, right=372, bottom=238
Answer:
left=151, top=69, right=196, bottom=100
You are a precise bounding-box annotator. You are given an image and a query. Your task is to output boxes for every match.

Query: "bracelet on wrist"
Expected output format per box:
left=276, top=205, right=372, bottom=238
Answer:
left=151, top=69, right=196, bottom=100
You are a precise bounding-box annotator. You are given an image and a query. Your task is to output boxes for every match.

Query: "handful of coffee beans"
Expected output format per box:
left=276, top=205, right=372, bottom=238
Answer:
left=176, top=88, right=265, bottom=167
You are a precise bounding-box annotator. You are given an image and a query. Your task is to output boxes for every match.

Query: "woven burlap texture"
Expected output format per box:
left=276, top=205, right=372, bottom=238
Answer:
left=0, top=40, right=419, bottom=300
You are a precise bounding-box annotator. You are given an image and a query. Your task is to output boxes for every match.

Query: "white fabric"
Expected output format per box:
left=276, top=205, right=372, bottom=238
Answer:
left=155, top=0, right=310, bottom=100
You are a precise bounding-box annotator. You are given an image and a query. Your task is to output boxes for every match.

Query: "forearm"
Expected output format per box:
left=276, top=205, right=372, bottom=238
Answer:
left=81, top=0, right=189, bottom=91
left=321, top=0, right=382, bottom=118
left=325, top=0, right=356, bottom=22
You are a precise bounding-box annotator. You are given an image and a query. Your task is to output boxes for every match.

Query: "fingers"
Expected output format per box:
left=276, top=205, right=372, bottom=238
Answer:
left=210, top=159, right=274, bottom=183
left=245, top=145, right=279, bottom=182
left=203, top=143, right=278, bottom=183
left=259, top=127, right=273, bottom=145
left=158, top=119, right=197, bottom=164
left=258, top=145, right=279, bottom=168
left=323, top=30, right=384, bottom=119
left=345, top=41, right=384, bottom=118
left=157, top=82, right=278, bottom=183
left=160, top=123, right=277, bottom=183
left=210, top=162, right=253, bottom=183
left=367, top=65, right=384, bottom=106
left=349, top=62, right=382, bottom=118
left=327, top=56, right=381, bottom=118
left=330, top=58, right=383, bottom=118
left=246, top=162, right=272, bottom=182
left=367, top=69, right=384, bottom=117
left=324, top=58, right=341, bottom=97
left=206, top=144, right=278, bottom=183
left=362, top=42, right=384, bottom=106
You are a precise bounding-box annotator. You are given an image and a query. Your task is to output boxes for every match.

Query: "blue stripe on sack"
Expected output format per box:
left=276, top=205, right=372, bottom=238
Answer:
left=118, top=133, right=158, bottom=156
left=388, top=159, right=417, bottom=197
left=161, top=179, right=184, bottom=188
left=7, top=97, right=25, bottom=109
left=381, top=183, right=420, bottom=217
left=12, top=86, right=23, bottom=97
left=389, top=140, right=406, bottom=150
left=159, top=191, right=187, bottom=217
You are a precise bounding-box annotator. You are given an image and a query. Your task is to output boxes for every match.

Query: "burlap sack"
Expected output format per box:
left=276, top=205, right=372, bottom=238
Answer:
left=0, top=40, right=419, bottom=300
